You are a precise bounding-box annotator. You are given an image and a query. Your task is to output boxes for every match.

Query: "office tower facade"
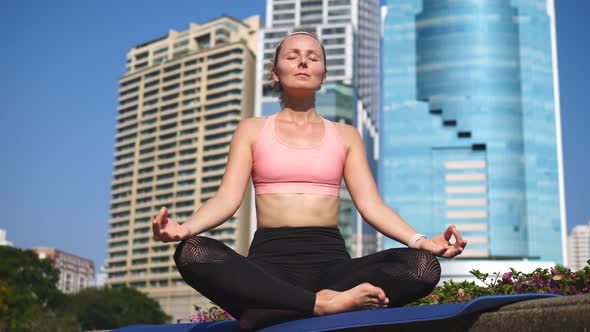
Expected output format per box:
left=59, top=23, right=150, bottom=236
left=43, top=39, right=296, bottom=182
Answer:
left=106, top=16, right=260, bottom=320
left=255, top=0, right=381, bottom=257
left=34, top=247, right=95, bottom=294
left=567, top=222, right=590, bottom=271
left=381, top=0, right=566, bottom=263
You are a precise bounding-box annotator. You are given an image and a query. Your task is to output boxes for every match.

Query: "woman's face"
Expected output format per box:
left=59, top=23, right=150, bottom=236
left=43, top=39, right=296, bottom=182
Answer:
left=272, top=34, right=327, bottom=97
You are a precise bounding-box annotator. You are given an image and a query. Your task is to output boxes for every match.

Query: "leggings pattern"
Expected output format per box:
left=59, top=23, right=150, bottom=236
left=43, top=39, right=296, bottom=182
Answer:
left=174, top=227, right=441, bottom=322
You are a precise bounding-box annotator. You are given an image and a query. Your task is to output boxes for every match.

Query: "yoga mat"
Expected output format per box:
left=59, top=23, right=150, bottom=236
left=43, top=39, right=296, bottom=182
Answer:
left=113, top=293, right=560, bottom=332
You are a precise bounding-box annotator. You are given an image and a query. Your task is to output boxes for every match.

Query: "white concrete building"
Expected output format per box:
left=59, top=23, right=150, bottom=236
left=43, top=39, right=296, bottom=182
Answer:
left=33, top=247, right=95, bottom=294
left=0, top=229, right=13, bottom=246
left=567, top=222, right=590, bottom=271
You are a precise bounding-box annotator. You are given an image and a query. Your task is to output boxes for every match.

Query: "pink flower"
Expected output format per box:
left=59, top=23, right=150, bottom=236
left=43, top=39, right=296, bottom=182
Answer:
left=190, top=312, right=203, bottom=323
left=548, top=279, right=559, bottom=290
left=222, top=309, right=236, bottom=320
left=189, top=311, right=212, bottom=323
left=502, top=272, right=513, bottom=284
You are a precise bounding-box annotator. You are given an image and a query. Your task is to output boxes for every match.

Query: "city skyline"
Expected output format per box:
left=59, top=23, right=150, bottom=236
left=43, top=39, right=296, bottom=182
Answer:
left=1, top=0, right=588, bottom=276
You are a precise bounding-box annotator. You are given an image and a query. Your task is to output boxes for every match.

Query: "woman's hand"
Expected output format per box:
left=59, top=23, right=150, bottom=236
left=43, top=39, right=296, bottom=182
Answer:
left=152, top=207, right=190, bottom=243
left=416, top=225, right=468, bottom=258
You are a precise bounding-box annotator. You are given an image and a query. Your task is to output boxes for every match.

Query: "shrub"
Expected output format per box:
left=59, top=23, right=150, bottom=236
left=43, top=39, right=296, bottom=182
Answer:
left=177, top=303, right=235, bottom=323
left=411, top=260, right=590, bottom=306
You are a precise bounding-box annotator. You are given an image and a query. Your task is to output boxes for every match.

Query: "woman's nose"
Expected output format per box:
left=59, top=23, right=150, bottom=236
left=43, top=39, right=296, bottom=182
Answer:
left=298, top=57, right=308, bottom=67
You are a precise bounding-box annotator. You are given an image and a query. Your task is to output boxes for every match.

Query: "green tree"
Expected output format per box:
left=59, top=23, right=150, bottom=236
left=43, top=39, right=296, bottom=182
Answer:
left=0, top=280, right=39, bottom=330
left=0, top=246, right=64, bottom=309
left=65, top=286, right=172, bottom=330
left=0, top=246, right=69, bottom=331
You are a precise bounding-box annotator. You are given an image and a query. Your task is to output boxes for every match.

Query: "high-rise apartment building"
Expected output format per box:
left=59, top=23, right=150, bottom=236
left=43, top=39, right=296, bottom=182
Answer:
left=567, top=222, right=590, bottom=271
left=34, top=247, right=95, bottom=294
left=106, top=15, right=260, bottom=320
left=381, top=0, right=566, bottom=265
left=254, top=0, right=381, bottom=257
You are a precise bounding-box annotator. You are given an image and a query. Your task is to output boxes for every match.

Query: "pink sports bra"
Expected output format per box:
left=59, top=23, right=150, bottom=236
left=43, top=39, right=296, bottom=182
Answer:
left=252, top=113, right=347, bottom=197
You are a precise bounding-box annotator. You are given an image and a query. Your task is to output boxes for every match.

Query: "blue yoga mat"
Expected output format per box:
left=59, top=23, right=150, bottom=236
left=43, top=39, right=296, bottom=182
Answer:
left=113, top=293, right=559, bottom=332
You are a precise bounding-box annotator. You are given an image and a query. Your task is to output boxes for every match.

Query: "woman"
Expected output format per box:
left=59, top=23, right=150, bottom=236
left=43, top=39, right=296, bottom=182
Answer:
left=152, top=31, right=467, bottom=329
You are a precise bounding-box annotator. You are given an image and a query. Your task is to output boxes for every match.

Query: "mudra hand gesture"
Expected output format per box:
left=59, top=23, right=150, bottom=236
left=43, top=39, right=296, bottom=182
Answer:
left=416, top=225, right=468, bottom=258
left=152, top=207, right=190, bottom=243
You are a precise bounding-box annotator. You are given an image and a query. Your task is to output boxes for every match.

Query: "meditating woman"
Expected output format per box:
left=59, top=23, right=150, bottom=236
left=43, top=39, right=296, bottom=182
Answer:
left=151, top=31, right=467, bottom=329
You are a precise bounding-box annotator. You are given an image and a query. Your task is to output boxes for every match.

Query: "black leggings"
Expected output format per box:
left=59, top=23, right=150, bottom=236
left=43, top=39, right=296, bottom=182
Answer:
left=174, top=226, right=441, bottom=322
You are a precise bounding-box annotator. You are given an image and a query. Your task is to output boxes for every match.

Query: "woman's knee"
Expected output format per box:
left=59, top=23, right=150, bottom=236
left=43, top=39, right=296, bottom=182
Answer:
left=174, top=235, right=231, bottom=269
left=412, top=249, right=441, bottom=291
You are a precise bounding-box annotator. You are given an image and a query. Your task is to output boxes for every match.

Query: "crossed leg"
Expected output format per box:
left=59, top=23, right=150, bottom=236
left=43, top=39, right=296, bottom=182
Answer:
left=240, top=248, right=441, bottom=329
left=173, top=235, right=395, bottom=329
left=314, top=247, right=442, bottom=307
left=173, top=236, right=316, bottom=319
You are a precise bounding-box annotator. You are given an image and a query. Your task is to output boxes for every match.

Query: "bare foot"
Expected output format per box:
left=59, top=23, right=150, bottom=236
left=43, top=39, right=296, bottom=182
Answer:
left=314, top=283, right=390, bottom=315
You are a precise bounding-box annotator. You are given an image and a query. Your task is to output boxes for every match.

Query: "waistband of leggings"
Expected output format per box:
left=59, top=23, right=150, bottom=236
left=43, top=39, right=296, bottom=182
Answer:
left=255, top=225, right=340, bottom=233
left=248, top=226, right=348, bottom=259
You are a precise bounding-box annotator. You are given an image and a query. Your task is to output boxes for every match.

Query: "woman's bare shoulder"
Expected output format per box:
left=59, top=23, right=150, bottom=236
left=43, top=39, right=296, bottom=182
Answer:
left=331, top=121, right=357, bottom=149
left=238, top=116, right=269, bottom=145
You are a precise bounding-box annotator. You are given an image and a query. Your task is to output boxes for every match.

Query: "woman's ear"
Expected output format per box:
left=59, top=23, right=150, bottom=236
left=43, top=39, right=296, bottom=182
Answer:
left=272, top=67, right=280, bottom=83
left=322, top=70, right=328, bottom=84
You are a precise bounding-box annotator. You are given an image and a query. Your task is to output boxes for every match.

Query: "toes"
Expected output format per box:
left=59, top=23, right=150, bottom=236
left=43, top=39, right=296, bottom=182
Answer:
left=360, top=283, right=375, bottom=293
left=366, top=302, right=378, bottom=310
left=375, top=287, right=386, bottom=300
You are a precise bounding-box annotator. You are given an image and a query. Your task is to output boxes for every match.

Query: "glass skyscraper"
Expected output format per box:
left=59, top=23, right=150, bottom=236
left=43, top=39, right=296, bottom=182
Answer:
left=381, top=0, right=566, bottom=264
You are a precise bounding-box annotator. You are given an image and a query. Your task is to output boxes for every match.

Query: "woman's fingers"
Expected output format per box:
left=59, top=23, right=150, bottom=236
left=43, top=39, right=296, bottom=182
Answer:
left=159, top=207, right=169, bottom=227
left=448, top=224, right=465, bottom=248
left=152, top=207, right=168, bottom=241
left=443, top=225, right=454, bottom=242
left=152, top=214, right=161, bottom=240
left=443, top=224, right=468, bottom=250
left=443, top=246, right=464, bottom=258
left=422, top=240, right=448, bottom=257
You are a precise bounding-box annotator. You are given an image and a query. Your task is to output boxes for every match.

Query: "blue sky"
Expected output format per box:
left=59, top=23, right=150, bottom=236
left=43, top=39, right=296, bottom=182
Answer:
left=0, top=1, right=588, bottom=274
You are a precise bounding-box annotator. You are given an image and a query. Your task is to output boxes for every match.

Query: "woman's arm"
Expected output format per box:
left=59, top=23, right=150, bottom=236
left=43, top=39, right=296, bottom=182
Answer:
left=179, top=118, right=256, bottom=237
left=340, top=125, right=418, bottom=245
left=341, top=124, right=466, bottom=257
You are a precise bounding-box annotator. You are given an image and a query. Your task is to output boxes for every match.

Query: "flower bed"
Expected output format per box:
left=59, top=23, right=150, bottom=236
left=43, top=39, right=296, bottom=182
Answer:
left=176, top=304, right=235, bottom=323
left=412, top=261, right=590, bottom=305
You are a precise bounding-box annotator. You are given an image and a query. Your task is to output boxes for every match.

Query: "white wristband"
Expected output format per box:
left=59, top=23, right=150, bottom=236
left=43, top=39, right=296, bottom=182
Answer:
left=408, top=233, right=427, bottom=248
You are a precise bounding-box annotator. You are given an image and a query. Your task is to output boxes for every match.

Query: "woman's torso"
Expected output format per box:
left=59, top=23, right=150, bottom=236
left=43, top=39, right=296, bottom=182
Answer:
left=249, top=114, right=350, bottom=228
